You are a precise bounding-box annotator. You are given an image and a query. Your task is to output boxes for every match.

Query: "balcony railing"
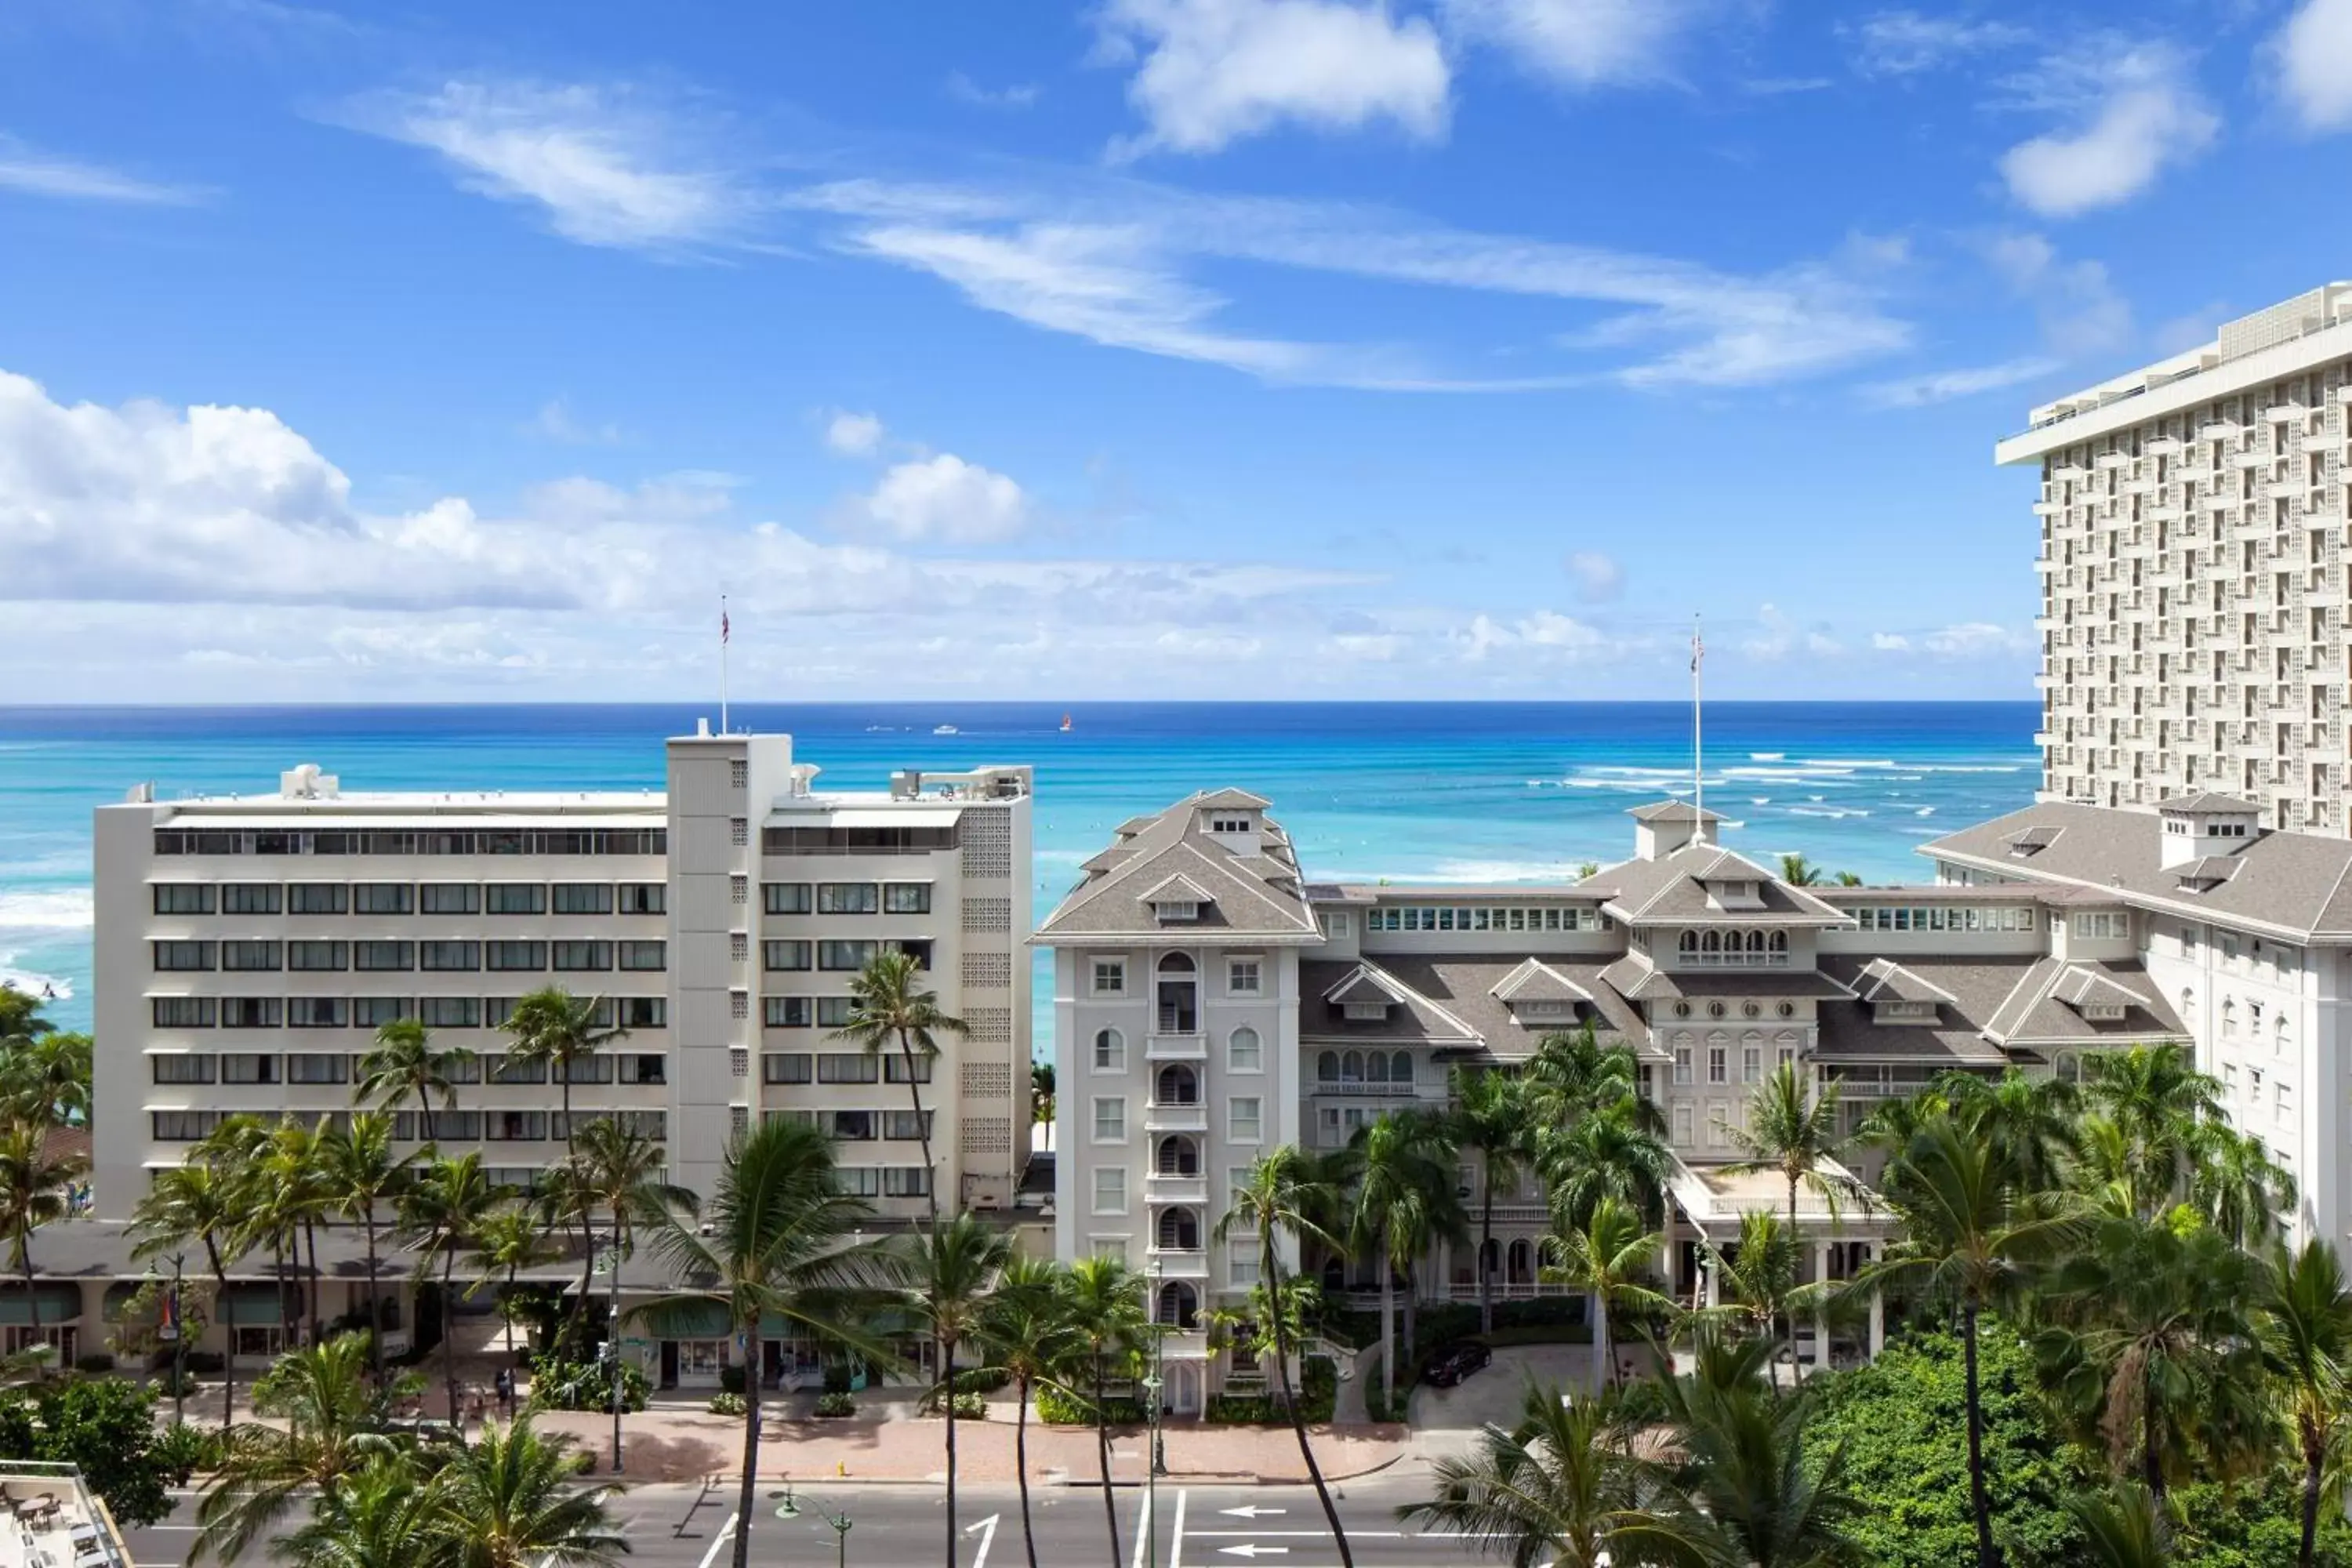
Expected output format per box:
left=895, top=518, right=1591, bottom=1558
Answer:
left=1676, top=952, right=1792, bottom=968
left=1145, top=1173, right=1208, bottom=1204
left=1143, top=1101, right=1207, bottom=1133
left=1146, top=1246, right=1209, bottom=1280
left=1145, top=1033, right=1207, bottom=1062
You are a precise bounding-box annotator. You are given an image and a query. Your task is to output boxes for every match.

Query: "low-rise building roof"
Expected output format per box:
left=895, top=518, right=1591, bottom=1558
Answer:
left=1035, top=793, right=1323, bottom=942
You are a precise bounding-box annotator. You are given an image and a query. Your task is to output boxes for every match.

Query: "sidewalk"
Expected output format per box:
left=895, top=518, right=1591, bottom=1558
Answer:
left=528, top=1403, right=1409, bottom=1486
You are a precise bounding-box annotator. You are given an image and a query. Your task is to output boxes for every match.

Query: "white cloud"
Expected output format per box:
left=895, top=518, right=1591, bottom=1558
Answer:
left=2272, top=0, right=2352, bottom=131
left=1998, top=45, right=2217, bottom=218
left=844, top=452, right=1029, bottom=544
left=1871, top=632, right=1912, bottom=651
left=1860, top=355, right=2061, bottom=408
left=1564, top=550, right=1624, bottom=601
left=1844, top=11, right=2030, bottom=76
left=1439, top=0, right=1701, bottom=89
left=824, top=411, right=886, bottom=456
left=528, top=397, right=624, bottom=445
left=1742, top=603, right=1842, bottom=661
left=946, top=73, right=1041, bottom=111
left=1922, top=621, right=2026, bottom=657
left=1982, top=232, right=2132, bottom=358
left=1094, top=0, right=1450, bottom=157
left=1458, top=609, right=1620, bottom=661
left=339, top=79, right=748, bottom=249
left=0, top=136, right=204, bottom=205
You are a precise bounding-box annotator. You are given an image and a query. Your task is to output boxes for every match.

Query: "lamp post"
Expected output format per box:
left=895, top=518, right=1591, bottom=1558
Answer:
left=601, top=1221, right=626, bottom=1475
left=152, top=1253, right=187, bottom=1425
left=773, top=1485, right=851, bottom=1568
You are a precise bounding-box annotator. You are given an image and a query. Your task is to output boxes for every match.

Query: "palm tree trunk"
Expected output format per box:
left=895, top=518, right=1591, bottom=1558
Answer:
left=942, top=1330, right=960, bottom=1568
left=2302, top=1421, right=2323, bottom=1568
left=1478, top=1174, right=1495, bottom=1336
left=362, top=1201, right=383, bottom=1377
left=733, top=1319, right=761, bottom=1568
left=211, top=1250, right=235, bottom=1430
left=20, top=1229, right=41, bottom=1354
left=1377, top=1219, right=1395, bottom=1418
left=303, top=1218, right=321, bottom=1346
left=443, top=1248, right=462, bottom=1426
left=898, top=1027, right=940, bottom=1229
left=1094, top=1354, right=1120, bottom=1566
left=1961, top=1300, right=2000, bottom=1568
left=1786, top=1175, right=1802, bottom=1384
left=1265, top=1243, right=1352, bottom=1568
left=2141, top=1362, right=2164, bottom=1503
left=1401, top=1261, right=1418, bottom=1402
left=1591, top=1283, right=1607, bottom=1399
left=274, top=1233, right=294, bottom=1344
left=1016, top=1372, right=1040, bottom=1568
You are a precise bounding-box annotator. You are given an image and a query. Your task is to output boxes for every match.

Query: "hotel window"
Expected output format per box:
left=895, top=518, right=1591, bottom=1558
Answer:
left=1229, top=1025, right=1263, bottom=1073
left=552, top=884, right=614, bottom=916
left=220, top=997, right=281, bottom=1029
left=153, top=1111, right=223, bottom=1142
left=419, top=941, right=478, bottom=971
left=1094, top=1167, right=1127, bottom=1214
left=1229, top=1096, right=1263, bottom=1143
left=289, top=941, right=348, bottom=971
left=884, top=883, right=931, bottom=914
left=353, top=884, right=412, bottom=916
left=834, top=1168, right=882, bottom=1199
left=1228, top=959, right=1262, bottom=996
left=763, top=941, right=812, bottom=971
left=831, top=1111, right=877, bottom=1142
left=1093, top=1096, right=1127, bottom=1142
left=1672, top=1104, right=1694, bottom=1145
left=416, top=997, right=477, bottom=1029
left=1706, top=1106, right=1730, bottom=1148
left=817, top=1053, right=877, bottom=1084
left=485, top=941, right=545, bottom=971
left=419, top=883, right=479, bottom=915
left=288, top=1053, right=349, bottom=1085
left=353, top=940, right=412, bottom=971
left=617, top=1049, right=666, bottom=1080
left=220, top=940, right=281, bottom=971
left=618, top=882, right=664, bottom=915
left=819, top=940, right=879, bottom=971
left=1092, top=959, right=1126, bottom=996
left=220, top=883, right=281, bottom=915
left=818, top=883, right=878, bottom=915
left=1742, top=1044, right=1762, bottom=1083
left=352, top=997, right=408, bottom=1029
left=2279, top=1082, right=2293, bottom=1122
left=222, top=1053, right=279, bottom=1084
left=884, top=1110, right=931, bottom=1141
left=815, top=997, right=856, bottom=1028
left=152, top=884, right=214, bottom=915
left=884, top=1167, right=931, bottom=1199
left=884, top=1055, right=933, bottom=1083
left=2072, top=912, right=2130, bottom=939
left=552, top=941, right=612, bottom=971
left=1673, top=1046, right=1693, bottom=1085
left=288, top=884, right=347, bottom=915
left=763, top=883, right=813, bottom=915
left=485, top=884, right=546, bottom=916
left=617, top=940, right=666, bottom=971
left=151, top=1054, right=216, bottom=1084
left=151, top=997, right=216, bottom=1029
left=152, top=941, right=215, bottom=972
left=1228, top=1245, right=1261, bottom=1287
left=1322, top=912, right=1352, bottom=938
left=763, top=996, right=812, bottom=1028
left=1708, top=1047, right=1728, bottom=1085
left=1093, top=1028, right=1127, bottom=1073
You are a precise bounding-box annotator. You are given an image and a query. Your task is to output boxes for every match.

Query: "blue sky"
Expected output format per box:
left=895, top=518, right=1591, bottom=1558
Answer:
left=3, top=0, right=2350, bottom=702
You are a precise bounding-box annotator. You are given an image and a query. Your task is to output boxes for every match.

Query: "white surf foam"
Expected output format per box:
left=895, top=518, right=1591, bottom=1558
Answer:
left=0, top=888, right=93, bottom=929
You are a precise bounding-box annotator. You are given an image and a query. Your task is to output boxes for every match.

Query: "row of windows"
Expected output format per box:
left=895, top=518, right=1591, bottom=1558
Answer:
left=151, top=1050, right=669, bottom=1086
left=1088, top=955, right=1260, bottom=997
left=761, top=938, right=932, bottom=972
left=152, top=1107, right=669, bottom=1142
left=1088, top=1026, right=1263, bottom=1073
left=1671, top=1039, right=1799, bottom=1086
left=154, top=939, right=664, bottom=973
left=1365, top=905, right=1610, bottom=934
left=759, top=1052, right=931, bottom=1084
left=153, top=881, right=666, bottom=916
left=760, top=996, right=858, bottom=1029
left=1091, top=1095, right=1263, bottom=1142
left=154, top=829, right=667, bottom=858
left=760, top=826, right=956, bottom=856
left=760, top=882, right=933, bottom=915
left=151, top=996, right=667, bottom=1030
left=1843, top=905, right=2039, bottom=933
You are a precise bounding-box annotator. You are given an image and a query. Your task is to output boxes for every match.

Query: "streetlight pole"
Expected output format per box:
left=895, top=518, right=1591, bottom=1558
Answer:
left=605, top=1220, right=625, bottom=1475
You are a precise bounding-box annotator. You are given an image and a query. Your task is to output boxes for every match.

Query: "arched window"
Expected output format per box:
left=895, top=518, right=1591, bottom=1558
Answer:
left=1342, top=1050, right=1364, bottom=1083
left=2181, top=989, right=2197, bottom=1029
left=1506, top=1240, right=1533, bottom=1284
left=1157, top=953, right=1196, bottom=973
left=1229, top=1025, right=1262, bottom=1072
left=1702, top=930, right=1722, bottom=956
left=1317, top=1051, right=1339, bottom=1083
left=1365, top=1052, right=1389, bottom=1084
left=1746, top=931, right=1766, bottom=956
left=1157, top=1281, right=1199, bottom=1328
left=2277, top=1013, right=2292, bottom=1056
left=1679, top=930, right=1698, bottom=956
left=1155, top=1063, right=1198, bottom=1105
left=2221, top=998, right=2238, bottom=1039
left=1157, top=1207, right=1200, bottom=1250
left=1092, top=1028, right=1126, bottom=1073
left=1392, top=1050, right=1414, bottom=1084
left=1769, top=930, right=1788, bottom=956
left=1157, top=1135, right=1200, bottom=1175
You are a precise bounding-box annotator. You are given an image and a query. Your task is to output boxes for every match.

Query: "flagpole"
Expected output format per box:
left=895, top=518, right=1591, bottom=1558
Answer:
left=720, top=594, right=731, bottom=736
left=1692, top=615, right=1704, bottom=838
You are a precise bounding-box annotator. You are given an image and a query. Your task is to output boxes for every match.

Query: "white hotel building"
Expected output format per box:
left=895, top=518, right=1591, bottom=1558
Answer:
left=1041, top=286, right=2352, bottom=1408
left=74, top=726, right=1029, bottom=1379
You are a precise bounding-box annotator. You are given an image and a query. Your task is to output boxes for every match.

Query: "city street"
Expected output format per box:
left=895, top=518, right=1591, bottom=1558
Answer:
left=120, top=1472, right=1494, bottom=1568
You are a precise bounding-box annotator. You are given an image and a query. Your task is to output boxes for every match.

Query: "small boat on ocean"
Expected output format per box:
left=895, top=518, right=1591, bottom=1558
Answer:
left=933, top=724, right=960, bottom=735
left=1060, top=713, right=1073, bottom=732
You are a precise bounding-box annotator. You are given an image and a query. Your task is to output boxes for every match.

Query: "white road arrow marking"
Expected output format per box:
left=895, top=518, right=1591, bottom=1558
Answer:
left=693, top=1514, right=739, bottom=1568
left=1217, top=1546, right=1288, bottom=1558
left=965, top=1512, right=1000, bottom=1568
left=1220, top=1506, right=1288, bottom=1519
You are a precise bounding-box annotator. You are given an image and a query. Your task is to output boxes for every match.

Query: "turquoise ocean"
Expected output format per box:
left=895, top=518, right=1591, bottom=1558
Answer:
left=0, top=702, right=2040, bottom=1049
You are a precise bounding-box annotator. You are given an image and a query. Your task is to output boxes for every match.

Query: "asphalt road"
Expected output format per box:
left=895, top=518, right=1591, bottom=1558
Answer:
left=123, top=1472, right=1495, bottom=1568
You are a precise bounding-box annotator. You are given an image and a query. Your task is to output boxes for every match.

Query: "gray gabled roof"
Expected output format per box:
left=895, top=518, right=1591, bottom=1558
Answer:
left=1596, top=956, right=1857, bottom=1001
left=1850, top=956, right=1958, bottom=1006
left=1301, top=955, right=1642, bottom=1058
left=1490, top=957, right=1592, bottom=1005
left=1596, top=844, right=1851, bottom=928
left=1812, top=955, right=2024, bottom=1066
left=1034, top=792, right=1323, bottom=943
left=2156, top=791, right=2260, bottom=815
left=1980, top=956, right=2187, bottom=1045
left=1192, top=787, right=1272, bottom=810
left=1922, top=801, right=2352, bottom=942
left=1629, top=799, right=1723, bottom=822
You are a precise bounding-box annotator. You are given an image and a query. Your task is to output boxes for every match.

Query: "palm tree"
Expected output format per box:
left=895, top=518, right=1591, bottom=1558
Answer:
left=2190, top=1123, right=2297, bottom=1247
left=400, top=1152, right=499, bottom=1426
left=1939, top=1068, right=2081, bottom=1198
left=1447, top=1068, right=1534, bottom=1335
left=1697, top=1209, right=1806, bottom=1379
left=266, top=1115, right=336, bottom=1345
left=1541, top=1195, right=1669, bottom=1396
left=319, top=1112, right=412, bottom=1375
left=357, top=1018, right=470, bottom=1137
left=2258, top=1239, right=2352, bottom=1567
left=1402, top=1382, right=1707, bottom=1568
left=901, top=1213, right=1011, bottom=1566
left=276, top=1460, right=444, bottom=1568
left=563, top=1116, right=691, bottom=1353
left=132, top=1160, right=249, bottom=1427
left=1779, top=853, right=1824, bottom=886
left=0, top=1029, right=91, bottom=1130
left=1346, top=1109, right=1461, bottom=1416
left=1726, top=1062, right=1853, bottom=1366
left=426, top=1416, right=626, bottom=1568
left=0, top=1120, right=83, bottom=1348
left=829, top=948, right=964, bottom=1226
left=499, top=987, right=622, bottom=1173
left=1542, top=1095, right=1674, bottom=1236
left=1062, top=1253, right=1149, bottom=1566
left=192, top=1330, right=418, bottom=1563
left=2067, top=1483, right=2172, bottom=1568
left=1653, top=1332, right=1860, bottom=1567
left=471, top=1205, right=555, bottom=1362
left=2080, top=1044, right=2222, bottom=1218
left=636, top=1118, right=900, bottom=1568
left=1832, top=871, right=1865, bottom=887
left=1030, top=1062, right=1055, bottom=1135
left=1859, top=1113, right=2078, bottom=1568
left=977, top=1258, right=1083, bottom=1568
left=1218, top=1146, right=1356, bottom=1568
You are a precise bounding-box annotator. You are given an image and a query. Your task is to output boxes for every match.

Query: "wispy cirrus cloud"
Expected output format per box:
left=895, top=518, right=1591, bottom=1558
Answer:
left=1860, top=354, right=2061, bottom=408
left=1842, top=10, right=2030, bottom=76
left=1439, top=0, right=1708, bottom=89
left=0, top=135, right=205, bottom=205
left=1997, top=42, right=2218, bottom=218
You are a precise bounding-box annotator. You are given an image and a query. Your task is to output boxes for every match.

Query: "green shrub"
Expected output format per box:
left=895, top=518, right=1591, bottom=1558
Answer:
left=1036, top=1385, right=1145, bottom=1426
left=950, top=1392, right=986, bottom=1420
left=524, top=1351, right=648, bottom=1414
left=152, top=1367, right=200, bottom=1400
left=821, top=1363, right=854, bottom=1396
left=951, top=1365, right=1011, bottom=1395
left=707, top=1391, right=747, bottom=1417
left=1207, top=1357, right=1338, bottom=1425
left=813, top=1392, right=855, bottom=1418
left=0, top=1378, right=173, bottom=1526
left=151, top=1421, right=220, bottom=1486
left=718, top=1364, right=746, bottom=1395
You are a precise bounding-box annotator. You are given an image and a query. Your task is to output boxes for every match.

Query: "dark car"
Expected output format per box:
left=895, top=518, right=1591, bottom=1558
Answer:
left=1421, top=1341, right=1493, bottom=1388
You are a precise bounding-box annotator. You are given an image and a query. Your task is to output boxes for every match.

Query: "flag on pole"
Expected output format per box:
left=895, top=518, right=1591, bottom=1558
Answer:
left=1690, top=625, right=1704, bottom=673
left=721, top=607, right=730, bottom=644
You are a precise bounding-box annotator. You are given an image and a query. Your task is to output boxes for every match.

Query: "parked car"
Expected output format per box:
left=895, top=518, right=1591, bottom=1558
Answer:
left=1421, top=1341, right=1493, bottom=1388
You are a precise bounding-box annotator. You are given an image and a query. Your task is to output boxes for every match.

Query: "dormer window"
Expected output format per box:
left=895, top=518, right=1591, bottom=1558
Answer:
left=1156, top=901, right=1200, bottom=922
left=1208, top=816, right=1253, bottom=834
left=1142, top=872, right=1214, bottom=924
left=2080, top=1003, right=2126, bottom=1022
left=1343, top=1001, right=1389, bottom=1022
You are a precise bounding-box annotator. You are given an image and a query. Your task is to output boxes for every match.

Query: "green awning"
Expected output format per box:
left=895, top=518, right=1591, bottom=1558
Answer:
left=639, top=1301, right=730, bottom=1340
left=223, top=1286, right=288, bottom=1326
left=0, top=1285, right=82, bottom=1327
